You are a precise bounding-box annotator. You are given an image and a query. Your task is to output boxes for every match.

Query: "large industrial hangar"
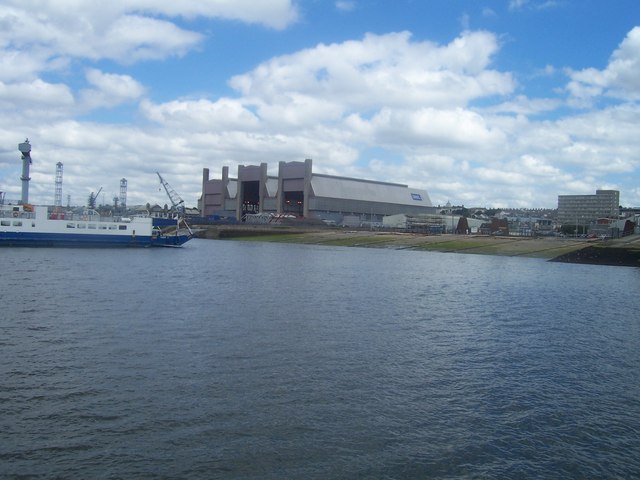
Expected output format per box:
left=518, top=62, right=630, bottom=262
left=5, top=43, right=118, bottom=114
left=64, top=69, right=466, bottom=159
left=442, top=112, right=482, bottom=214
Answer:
left=198, top=159, right=435, bottom=224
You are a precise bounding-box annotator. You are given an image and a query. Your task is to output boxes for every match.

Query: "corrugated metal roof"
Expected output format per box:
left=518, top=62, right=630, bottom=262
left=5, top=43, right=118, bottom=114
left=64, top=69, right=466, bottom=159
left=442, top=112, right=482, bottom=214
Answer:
left=311, top=175, right=432, bottom=206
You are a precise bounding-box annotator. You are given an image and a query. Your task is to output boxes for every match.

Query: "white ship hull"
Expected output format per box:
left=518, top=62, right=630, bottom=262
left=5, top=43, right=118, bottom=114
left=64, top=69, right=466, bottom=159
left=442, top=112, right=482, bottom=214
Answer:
left=1, top=205, right=191, bottom=248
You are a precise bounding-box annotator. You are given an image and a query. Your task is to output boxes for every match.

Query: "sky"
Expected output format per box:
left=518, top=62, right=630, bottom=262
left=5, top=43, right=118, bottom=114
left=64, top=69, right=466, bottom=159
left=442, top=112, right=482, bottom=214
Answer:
left=1, top=0, right=639, bottom=209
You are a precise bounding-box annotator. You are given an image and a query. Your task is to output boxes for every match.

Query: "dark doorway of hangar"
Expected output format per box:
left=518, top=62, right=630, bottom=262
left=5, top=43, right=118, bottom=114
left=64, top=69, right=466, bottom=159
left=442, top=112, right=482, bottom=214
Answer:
left=283, top=191, right=304, bottom=216
left=241, top=180, right=260, bottom=218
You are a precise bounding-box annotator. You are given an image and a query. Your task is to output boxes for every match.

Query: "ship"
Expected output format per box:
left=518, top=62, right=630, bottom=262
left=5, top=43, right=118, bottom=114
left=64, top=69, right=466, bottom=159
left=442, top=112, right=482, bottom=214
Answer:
left=1, top=139, right=193, bottom=247
left=0, top=203, right=192, bottom=248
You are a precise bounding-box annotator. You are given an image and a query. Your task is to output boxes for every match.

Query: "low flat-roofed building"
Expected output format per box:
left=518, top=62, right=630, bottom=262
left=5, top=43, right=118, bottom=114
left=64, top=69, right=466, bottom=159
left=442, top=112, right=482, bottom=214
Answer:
left=199, top=159, right=435, bottom=224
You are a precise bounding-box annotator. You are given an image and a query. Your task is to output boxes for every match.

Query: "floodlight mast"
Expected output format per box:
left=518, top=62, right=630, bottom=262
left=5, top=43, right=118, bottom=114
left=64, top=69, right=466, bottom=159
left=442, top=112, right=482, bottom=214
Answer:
left=156, top=172, right=185, bottom=214
left=119, top=178, right=127, bottom=209
left=54, top=162, right=63, bottom=209
left=18, top=138, right=32, bottom=205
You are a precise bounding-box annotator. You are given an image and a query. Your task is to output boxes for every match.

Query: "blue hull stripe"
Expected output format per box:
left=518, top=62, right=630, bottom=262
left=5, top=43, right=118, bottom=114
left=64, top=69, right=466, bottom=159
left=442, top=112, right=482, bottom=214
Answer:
left=0, top=231, right=190, bottom=248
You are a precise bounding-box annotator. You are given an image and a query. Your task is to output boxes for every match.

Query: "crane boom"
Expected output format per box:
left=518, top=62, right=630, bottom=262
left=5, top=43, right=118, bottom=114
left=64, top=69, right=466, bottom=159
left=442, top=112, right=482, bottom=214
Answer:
left=156, top=172, right=185, bottom=212
left=88, top=186, right=103, bottom=209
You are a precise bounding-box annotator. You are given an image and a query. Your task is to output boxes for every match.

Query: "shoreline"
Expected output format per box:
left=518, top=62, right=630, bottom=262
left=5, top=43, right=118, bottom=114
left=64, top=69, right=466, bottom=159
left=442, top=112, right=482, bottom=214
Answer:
left=194, top=226, right=640, bottom=267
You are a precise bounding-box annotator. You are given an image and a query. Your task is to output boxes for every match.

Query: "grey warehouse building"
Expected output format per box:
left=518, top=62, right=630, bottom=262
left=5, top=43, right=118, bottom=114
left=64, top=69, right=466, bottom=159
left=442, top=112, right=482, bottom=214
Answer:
left=198, top=159, right=435, bottom=224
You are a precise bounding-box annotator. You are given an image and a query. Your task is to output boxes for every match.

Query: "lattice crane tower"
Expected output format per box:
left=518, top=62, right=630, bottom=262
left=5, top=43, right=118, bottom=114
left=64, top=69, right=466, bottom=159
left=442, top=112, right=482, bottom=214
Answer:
left=54, top=162, right=63, bottom=208
left=119, top=178, right=127, bottom=209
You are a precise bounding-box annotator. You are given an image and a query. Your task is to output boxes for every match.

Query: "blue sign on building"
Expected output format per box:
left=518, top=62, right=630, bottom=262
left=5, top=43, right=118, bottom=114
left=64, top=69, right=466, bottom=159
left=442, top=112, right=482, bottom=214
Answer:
left=411, top=193, right=422, bottom=201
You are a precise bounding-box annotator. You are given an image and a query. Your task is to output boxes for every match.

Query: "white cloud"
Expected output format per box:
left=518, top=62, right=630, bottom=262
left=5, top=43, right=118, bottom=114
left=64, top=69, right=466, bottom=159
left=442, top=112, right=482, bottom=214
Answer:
left=508, top=0, right=529, bottom=11
left=2, top=7, right=640, bottom=210
left=79, top=69, right=146, bottom=110
left=485, top=95, right=560, bottom=116
left=335, top=1, right=356, bottom=12
left=0, top=0, right=298, bottom=77
left=0, top=79, right=74, bottom=114
left=230, top=31, right=514, bottom=111
left=508, top=0, right=560, bottom=12
left=253, top=94, right=346, bottom=129
left=98, top=15, right=203, bottom=64
left=554, top=106, right=640, bottom=173
left=482, top=8, right=497, bottom=18
left=368, top=107, right=506, bottom=149
left=0, top=49, right=58, bottom=83
left=140, top=98, right=260, bottom=131
left=130, top=0, right=299, bottom=29
left=511, top=154, right=563, bottom=177
left=0, top=8, right=202, bottom=67
left=567, top=27, right=640, bottom=101
left=459, top=13, right=470, bottom=30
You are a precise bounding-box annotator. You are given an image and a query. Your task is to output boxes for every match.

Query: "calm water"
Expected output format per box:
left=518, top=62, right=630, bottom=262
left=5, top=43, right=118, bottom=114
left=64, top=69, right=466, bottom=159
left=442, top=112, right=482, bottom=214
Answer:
left=1, top=239, right=639, bottom=479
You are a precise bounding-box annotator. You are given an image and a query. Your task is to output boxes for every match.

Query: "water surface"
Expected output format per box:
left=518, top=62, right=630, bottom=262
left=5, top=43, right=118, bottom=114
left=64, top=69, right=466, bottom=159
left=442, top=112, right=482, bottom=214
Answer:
left=1, top=240, right=639, bottom=478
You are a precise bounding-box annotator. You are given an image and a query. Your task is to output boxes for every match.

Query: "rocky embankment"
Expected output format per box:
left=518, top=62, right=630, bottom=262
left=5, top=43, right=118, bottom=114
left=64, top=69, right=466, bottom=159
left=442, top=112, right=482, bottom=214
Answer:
left=550, top=245, right=640, bottom=267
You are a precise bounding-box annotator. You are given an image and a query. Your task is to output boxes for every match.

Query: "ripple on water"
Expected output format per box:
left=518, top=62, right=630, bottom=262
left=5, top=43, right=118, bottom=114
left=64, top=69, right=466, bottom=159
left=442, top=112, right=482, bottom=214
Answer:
left=0, top=242, right=639, bottom=478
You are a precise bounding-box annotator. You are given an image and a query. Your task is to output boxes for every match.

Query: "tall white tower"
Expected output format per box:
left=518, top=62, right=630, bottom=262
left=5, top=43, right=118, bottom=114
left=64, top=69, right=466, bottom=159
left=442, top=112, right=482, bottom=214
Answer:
left=119, top=178, right=127, bottom=209
left=18, top=139, right=32, bottom=204
left=55, top=162, right=63, bottom=208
